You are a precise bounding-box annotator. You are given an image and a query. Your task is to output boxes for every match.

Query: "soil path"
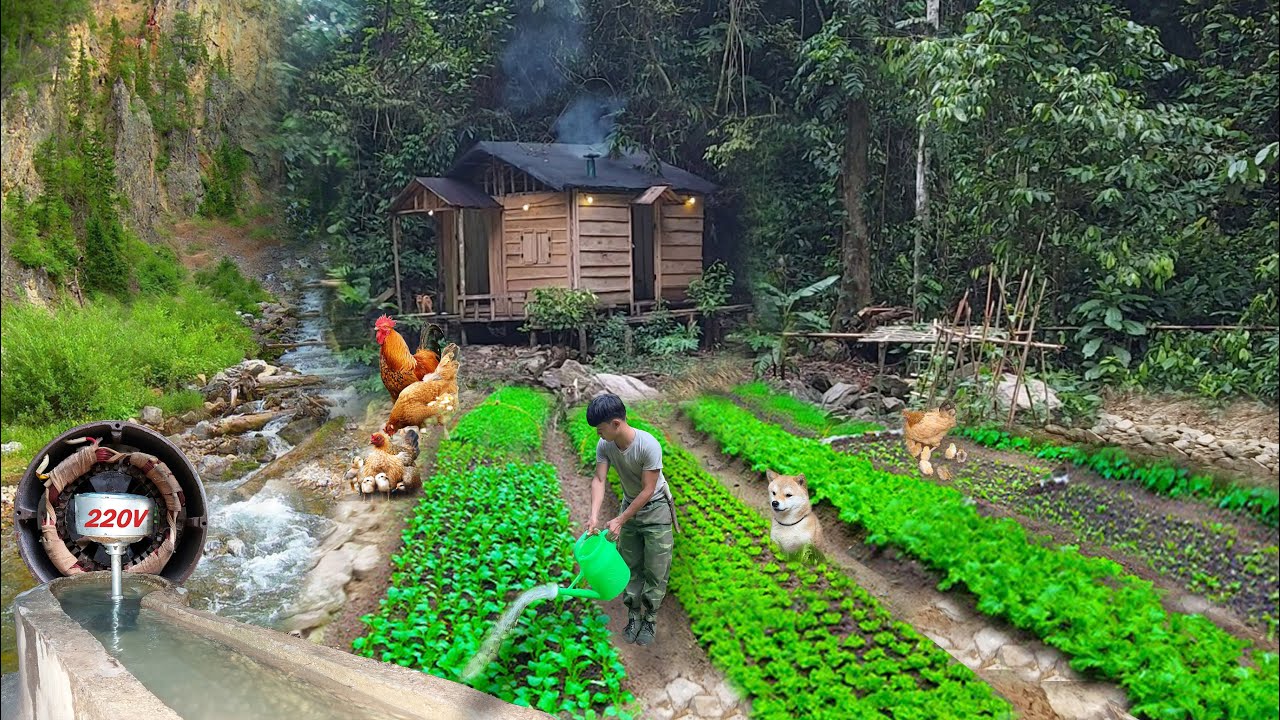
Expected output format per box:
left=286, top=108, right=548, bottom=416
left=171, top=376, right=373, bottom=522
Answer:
left=662, top=407, right=1138, bottom=720
left=544, top=415, right=750, bottom=720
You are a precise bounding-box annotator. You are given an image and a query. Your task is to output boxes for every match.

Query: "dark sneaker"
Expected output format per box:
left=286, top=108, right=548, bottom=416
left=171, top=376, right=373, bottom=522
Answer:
left=623, top=616, right=640, bottom=643
left=635, top=620, right=656, bottom=646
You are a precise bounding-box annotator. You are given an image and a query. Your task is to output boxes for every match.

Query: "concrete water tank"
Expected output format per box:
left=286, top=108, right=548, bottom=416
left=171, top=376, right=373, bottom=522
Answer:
left=11, top=421, right=208, bottom=584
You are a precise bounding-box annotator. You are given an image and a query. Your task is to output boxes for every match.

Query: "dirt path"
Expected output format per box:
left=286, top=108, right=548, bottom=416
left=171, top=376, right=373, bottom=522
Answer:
left=544, top=416, right=749, bottom=720
left=661, top=407, right=1138, bottom=720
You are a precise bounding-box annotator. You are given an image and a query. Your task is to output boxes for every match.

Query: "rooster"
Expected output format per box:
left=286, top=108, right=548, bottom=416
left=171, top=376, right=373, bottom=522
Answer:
left=384, top=343, right=460, bottom=441
left=375, top=316, right=442, bottom=400
left=902, top=400, right=967, bottom=477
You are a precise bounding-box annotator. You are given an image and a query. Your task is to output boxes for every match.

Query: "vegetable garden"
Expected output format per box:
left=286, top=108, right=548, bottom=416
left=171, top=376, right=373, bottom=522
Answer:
left=565, top=412, right=1011, bottom=720
left=352, top=383, right=1277, bottom=720
left=686, top=394, right=1280, bottom=719
left=354, top=387, right=634, bottom=718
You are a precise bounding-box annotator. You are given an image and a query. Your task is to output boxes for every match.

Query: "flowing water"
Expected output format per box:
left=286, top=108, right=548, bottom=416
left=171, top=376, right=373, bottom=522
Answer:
left=184, top=282, right=373, bottom=626
left=460, top=583, right=561, bottom=681
left=51, top=575, right=418, bottom=720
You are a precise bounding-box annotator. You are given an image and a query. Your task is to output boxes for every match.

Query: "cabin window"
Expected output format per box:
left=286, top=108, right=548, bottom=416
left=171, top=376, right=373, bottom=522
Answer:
left=521, top=231, right=552, bottom=266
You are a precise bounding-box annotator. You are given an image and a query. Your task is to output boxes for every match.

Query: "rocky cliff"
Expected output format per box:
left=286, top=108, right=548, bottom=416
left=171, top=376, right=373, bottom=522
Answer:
left=0, top=0, right=285, bottom=305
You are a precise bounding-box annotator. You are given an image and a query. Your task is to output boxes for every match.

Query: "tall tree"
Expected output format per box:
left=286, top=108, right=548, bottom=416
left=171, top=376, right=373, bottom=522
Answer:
left=911, top=0, right=939, bottom=315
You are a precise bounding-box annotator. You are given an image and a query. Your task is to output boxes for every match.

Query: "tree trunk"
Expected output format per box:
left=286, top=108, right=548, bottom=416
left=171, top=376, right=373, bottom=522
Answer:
left=836, top=99, right=873, bottom=329
left=912, top=0, right=941, bottom=316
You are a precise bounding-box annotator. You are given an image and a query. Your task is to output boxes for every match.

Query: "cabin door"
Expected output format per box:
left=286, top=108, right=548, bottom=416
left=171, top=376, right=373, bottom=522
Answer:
left=631, top=205, right=656, bottom=303
left=461, top=209, right=492, bottom=297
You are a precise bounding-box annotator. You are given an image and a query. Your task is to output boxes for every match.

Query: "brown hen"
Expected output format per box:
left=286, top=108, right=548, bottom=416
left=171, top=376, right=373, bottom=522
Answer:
left=383, top=343, right=460, bottom=440
left=902, top=400, right=965, bottom=476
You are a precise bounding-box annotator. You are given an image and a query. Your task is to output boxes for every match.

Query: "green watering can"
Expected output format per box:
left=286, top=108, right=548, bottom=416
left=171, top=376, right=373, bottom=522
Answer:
left=557, top=530, right=629, bottom=602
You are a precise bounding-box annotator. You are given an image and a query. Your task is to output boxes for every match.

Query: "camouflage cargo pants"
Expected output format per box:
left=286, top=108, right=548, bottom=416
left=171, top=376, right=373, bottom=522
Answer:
left=618, top=494, right=674, bottom=623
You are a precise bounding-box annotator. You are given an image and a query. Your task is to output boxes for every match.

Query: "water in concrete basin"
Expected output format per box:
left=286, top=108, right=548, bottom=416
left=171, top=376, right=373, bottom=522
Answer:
left=55, top=575, right=418, bottom=720
left=461, top=583, right=560, bottom=681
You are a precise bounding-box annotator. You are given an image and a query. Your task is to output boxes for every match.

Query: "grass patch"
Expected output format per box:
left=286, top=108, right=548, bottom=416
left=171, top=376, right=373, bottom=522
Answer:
left=193, top=257, right=270, bottom=313
left=1, top=285, right=256, bottom=472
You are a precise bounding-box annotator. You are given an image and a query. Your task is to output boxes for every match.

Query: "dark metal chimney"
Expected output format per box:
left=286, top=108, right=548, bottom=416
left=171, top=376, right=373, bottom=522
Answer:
left=584, top=153, right=599, bottom=178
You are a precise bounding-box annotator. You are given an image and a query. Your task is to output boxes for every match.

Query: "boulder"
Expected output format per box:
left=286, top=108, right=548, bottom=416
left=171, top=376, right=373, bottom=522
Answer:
left=780, top=378, right=823, bottom=405
left=822, top=382, right=861, bottom=410
left=853, top=393, right=885, bottom=411
left=881, top=396, right=906, bottom=413
left=140, top=406, right=164, bottom=427
left=594, top=373, right=660, bottom=403
left=197, top=455, right=236, bottom=482
left=805, top=372, right=835, bottom=394
left=869, top=374, right=910, bottom=399
left=541, top=360, right=605, bottom=406
left=994, top=374, right=1061, bottom=412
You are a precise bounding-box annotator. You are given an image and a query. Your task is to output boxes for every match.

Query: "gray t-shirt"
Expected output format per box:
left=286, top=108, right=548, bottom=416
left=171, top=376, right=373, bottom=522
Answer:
left=595, top=428, right=669, bottom=503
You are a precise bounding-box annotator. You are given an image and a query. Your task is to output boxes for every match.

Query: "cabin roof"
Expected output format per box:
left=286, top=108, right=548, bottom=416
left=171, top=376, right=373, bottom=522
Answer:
left=449, top=142, right=719, bottom=195
left=388, top=177, right=502, bottom=212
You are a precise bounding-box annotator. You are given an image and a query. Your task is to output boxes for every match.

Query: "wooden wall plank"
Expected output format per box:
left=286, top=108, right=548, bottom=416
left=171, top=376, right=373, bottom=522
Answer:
left=662, top=260, right=702, bottom=275
left=579, top=251, right=632, bottom=267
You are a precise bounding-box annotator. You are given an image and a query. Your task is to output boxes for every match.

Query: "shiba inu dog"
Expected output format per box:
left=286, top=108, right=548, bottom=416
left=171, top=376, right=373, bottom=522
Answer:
left=766, top=469, right=823, bottom=556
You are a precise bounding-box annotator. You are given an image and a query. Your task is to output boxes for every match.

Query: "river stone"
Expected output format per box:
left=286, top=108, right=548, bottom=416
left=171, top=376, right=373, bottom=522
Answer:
left=226, top=538, right=246, bottom=557
left=995, top=374, right=1062, bottom=411
left=714, top=679, right=741, bottom=709
left=350, top=544, right=382, bottom=580
left=198, top=454, right=235, bottom=481
left=822, top=382, right=861, bottom=409
left=998, top=644, right=1036, bottom=669
left=974, top=627, right=1010, bottom=661
left=690, top=695, right=722, bottom=717
left=1222, top=441, right=1253, bottom=459
left=646, top=698, right=675, bottom=720
left=140, top=406, right=164, bottom=426
left=665, top=677, right=702, bottom=712
left=882, top=396, right=906, bottom=413
left=1196, top=433, right=1217, bottom=446
left=1042, top=680, right=1128, bottom=720
left=1115, top=418, right=1135, bottom=432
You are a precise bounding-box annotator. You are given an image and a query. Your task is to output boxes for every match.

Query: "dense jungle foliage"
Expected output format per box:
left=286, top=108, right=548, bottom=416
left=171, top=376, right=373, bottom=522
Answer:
left=3, top=0, right=1276, bottom=403
left=272, top=0, right=1277, bottom=400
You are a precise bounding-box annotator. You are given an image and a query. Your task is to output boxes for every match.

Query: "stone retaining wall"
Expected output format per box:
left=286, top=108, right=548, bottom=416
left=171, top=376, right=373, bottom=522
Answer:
left=1045, top=414, right=1279, bottom=481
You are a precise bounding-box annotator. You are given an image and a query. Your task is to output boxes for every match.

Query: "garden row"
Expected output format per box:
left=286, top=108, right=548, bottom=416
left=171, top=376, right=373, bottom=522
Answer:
left=728, top=385, right=1279, bottom=630
left=354, top=387, right=634, bottom=719
left=686, top=395, right=1279, bottom=720
left=565, top=410, right=1012, bottom=720
left=842, top=430, right=1279, bottom=632
left=734, top=381, right=1278, bottom=528
left=954, top=425, right=1280, bottom=527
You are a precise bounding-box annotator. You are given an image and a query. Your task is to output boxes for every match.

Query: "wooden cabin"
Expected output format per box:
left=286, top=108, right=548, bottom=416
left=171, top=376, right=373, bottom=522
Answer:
left=386, top=142, right=718, bottom=323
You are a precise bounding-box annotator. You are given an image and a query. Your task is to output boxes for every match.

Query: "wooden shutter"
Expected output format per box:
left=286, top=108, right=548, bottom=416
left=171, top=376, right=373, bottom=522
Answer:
left=521, top=232, right=534, bottom=266
left=536, top=231, right=551, bottom=265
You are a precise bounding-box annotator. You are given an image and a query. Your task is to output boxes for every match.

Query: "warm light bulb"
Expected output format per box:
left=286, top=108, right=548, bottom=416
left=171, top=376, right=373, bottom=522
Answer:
left=686, top=197, right=696, bottom=206
left=522, top=203, right=530, bottom=211
left=428, top=210, right=434, bottom=216
left=586, top=196, right=595, bottom=204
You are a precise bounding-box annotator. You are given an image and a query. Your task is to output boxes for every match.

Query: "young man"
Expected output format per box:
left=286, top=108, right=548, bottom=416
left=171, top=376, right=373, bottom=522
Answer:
left=585, top=393, right=678, bottom=646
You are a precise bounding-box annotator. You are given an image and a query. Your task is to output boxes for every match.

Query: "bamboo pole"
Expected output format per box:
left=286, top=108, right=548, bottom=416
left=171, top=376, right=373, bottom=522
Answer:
left=989, top=266, right=1031, bottom=394
left=1006, top=277, right=1048, bottom=427
left=928, top=289, right=969, bottom=404
left=391, top=215, right=404, bottom=312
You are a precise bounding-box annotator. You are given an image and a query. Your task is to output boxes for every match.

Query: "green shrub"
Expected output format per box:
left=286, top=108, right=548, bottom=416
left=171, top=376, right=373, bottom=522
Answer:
left=199, top=140, right=249, bottom=218
left=521, top=287, right=598, bottom=332
left=193, top=258, right=269, bottom=313
left=128, top=236, right=185, bottom=295
left=0, top=286, right=254, bottom=428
